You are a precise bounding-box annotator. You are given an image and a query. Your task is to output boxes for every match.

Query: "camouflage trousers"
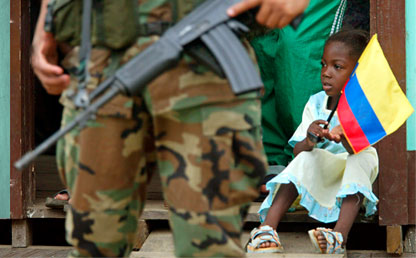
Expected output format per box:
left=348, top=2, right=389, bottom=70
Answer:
left=56, top=59, right=267, bottom=257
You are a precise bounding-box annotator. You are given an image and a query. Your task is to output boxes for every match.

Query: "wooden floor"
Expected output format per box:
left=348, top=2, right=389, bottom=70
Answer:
left=7, top=155, right=408, bottom=256
left=1, top=244, right=414, bottom=258
left=0, top=245, right=71, bottom=257
left=131, top=230, right=415, bottom=258
left=10, top=200, right=407, bottom=257
left=133, top=230, right=345, bottom=257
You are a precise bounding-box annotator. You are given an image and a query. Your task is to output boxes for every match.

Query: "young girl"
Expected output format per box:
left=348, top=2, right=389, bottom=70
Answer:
left=247, top=30, right=379, bottom=254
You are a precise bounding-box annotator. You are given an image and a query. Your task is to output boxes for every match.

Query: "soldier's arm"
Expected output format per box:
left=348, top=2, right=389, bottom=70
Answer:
left=32, top=0, right=70, bottom=95
left=227, top=0, right=309, bottom=28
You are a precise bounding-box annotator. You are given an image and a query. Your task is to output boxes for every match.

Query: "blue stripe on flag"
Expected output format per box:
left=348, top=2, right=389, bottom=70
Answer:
left=344, top=74, right=387, bottom=144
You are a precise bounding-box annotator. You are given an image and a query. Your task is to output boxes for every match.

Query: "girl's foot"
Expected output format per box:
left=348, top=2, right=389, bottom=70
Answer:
left=308, top=227, right=345, bottom=254
left=55, top=192, right=69, bottom=201
left=247, top=225, right=284, bottom=253
left=45, top=189, right=70, bottom=209
left=258, top=236, right=277, bottom=248
left=314, top=229, right=330, bottom=250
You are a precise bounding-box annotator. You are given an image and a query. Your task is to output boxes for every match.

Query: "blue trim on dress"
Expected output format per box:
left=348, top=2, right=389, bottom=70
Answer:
left=259, top=173, right=379, bottom=224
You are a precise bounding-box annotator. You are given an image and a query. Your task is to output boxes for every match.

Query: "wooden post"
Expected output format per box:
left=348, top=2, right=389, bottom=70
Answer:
left=387, top=225, right=403, bottom=255
left=408, top=152, right=415, bottom=225
left=11, top=219, right=32, bottom=248
left=404, top=226, right=416, bottom=253
left=10, top=0, right=35, bottom=218
left=370, top=0, right=409, bottom=226
left=10, top=0, right=36, bottom=247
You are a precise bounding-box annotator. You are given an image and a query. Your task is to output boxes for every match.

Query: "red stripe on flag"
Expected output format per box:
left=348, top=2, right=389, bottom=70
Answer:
left=337, top=93, right=370, bottom=153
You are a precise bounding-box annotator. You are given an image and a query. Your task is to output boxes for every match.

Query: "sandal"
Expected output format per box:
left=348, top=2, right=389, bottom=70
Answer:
left=246, top=225, right=284, bottom=253
left=45, top=189, right=70, bottom=209
left=308, top=227, right=345, bottom=254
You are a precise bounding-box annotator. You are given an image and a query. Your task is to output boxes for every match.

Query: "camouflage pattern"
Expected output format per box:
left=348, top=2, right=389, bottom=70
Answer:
left=46, top=0, right=207, bottom=49
left=53, top=0, right=267, bottom=257
left=47, top=0, right=140, bottom=49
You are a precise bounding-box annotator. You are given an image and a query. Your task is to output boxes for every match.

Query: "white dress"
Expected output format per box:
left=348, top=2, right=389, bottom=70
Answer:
left=259, top=91, right=379, bottom=223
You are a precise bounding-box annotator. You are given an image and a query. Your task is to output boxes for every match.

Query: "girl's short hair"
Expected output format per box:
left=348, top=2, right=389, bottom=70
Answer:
left=325, top=30, right=370, bottom=59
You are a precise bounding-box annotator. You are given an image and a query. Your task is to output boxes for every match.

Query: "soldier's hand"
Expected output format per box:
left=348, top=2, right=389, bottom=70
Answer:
left=227, top=0, right=309, bottom=28
left=31, top=31, right=70, bottom=95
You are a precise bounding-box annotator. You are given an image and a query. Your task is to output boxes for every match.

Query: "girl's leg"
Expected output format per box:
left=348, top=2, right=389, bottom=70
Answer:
left=314, top=193, right=363, bottom=249
left=259, top=183, right=299, bottom=248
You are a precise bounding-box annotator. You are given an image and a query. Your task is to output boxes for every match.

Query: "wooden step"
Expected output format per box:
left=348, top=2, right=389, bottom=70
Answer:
left=34, top=155, right=163, bottom=200
left=32, top=155, right=377, bottom=223
left=140, top=200, right=376, bottom=223
left=27, top=199, right=377, bottom=225
left=27, top=199, right=66, bottom=219
left=131, top=230, right=346, bottom=257
left=26, top=199, right=285, bottom=221
left=141, top=200, right=318, bottom=223
left=0, top=245, right=71, bottom=257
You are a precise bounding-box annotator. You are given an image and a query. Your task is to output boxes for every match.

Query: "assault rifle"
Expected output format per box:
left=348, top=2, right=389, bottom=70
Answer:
left=15, top=0, right=302, bottom=170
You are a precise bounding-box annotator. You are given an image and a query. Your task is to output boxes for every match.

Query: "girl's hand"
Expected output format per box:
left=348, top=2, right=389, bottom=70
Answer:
left=325, top=125, right=343, bottom=143
left=294, top=120, right=328, bottom=156
left=306, top=120, right=329, bottom=146
left=327, top=125, right=354, bottom=154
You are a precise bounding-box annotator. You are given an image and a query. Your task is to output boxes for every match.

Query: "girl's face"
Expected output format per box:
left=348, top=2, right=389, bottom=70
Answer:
left=321, top=41, right=358, bottom=97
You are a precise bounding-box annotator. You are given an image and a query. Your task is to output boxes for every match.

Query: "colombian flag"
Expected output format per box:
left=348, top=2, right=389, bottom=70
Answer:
left=338, top=34, right=414, bottom=153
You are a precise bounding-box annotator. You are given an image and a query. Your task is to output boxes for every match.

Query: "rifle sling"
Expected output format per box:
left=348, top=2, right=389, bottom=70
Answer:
left=78, top=0, right=92, bottom=88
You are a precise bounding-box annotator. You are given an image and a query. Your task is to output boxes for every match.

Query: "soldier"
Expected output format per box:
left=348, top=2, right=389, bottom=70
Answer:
left=31, top=0, right=308, bottom=256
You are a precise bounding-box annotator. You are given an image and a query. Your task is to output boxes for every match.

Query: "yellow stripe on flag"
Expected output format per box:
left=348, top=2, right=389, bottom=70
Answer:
left=355, top=34, right=414, bottom=135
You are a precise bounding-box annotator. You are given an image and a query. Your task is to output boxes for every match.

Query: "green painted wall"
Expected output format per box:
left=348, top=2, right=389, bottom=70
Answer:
left=407, top=0, right=416, bottom=151
left=0, top=0, right=10, bottom=219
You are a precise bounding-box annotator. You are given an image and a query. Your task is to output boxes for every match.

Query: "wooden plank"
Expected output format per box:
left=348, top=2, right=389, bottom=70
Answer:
left=246, top=204, right=322, bottom=223
left=25, top=198, right=378, bottom=225
left=132, top=253, right=344, bottom=258
left=135, top=230, right=345, bottom=257
left=146, top=172, right=163, bottom=200
left=0, top=246, right=70, bottom=257
left=347, top=250, right=416, bottom=257
left=10, top=0, right=36, bottom=219
left=408, top=151, right=415, bottom=224
left=33, top=155, right=161, bottom=199
left=27, top=199, right=66, bottom=219
left=141, top=200, right=377, bottom=224
left=386, top=225, right=403, bottom=255
left=11, top=219, right=32, bottom=248
left=34, top=155, right=64, bottom=199
left=134, top=220, right=150, bottom=250
left=3, top=246, right=413, bottom=258
left=2, top=246, right=414, bottom=258
left=404, top=225, right=416, bottom=253
left=138, top=230, right=174, bottom=253
left=370, top=0, right=408, bottom=226
left=131, top=252, right=176, bottom=258
left=0, top=0, right=10, bottom=219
